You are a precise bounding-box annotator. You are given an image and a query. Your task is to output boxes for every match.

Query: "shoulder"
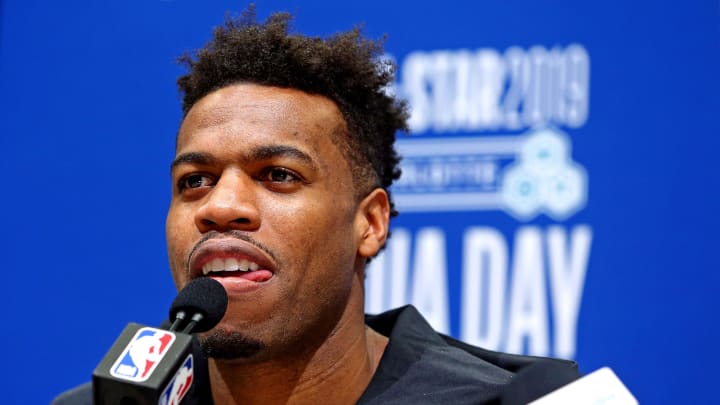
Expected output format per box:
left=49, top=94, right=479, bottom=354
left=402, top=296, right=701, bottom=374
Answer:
left=51, top=382, right=92, bottom=405
left=361, top=306, right=577, bottom=405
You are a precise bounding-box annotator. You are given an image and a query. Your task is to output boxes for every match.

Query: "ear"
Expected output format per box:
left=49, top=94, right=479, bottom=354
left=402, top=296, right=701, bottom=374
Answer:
left=355, top=188, right=391, bottom=258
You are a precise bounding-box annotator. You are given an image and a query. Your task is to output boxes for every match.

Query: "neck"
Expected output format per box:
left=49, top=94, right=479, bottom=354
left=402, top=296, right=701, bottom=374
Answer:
left=206, top=278, right=388, bottom=405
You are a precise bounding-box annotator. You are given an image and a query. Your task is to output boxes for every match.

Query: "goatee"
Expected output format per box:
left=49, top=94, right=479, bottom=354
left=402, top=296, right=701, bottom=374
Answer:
left=200, top=329, right=265, bottom=359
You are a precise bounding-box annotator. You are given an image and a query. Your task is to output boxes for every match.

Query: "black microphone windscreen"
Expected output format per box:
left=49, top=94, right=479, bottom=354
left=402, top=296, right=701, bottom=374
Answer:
left=501, top=360, right=582, bottom=405
left=169, top=278, right=228, bottom=333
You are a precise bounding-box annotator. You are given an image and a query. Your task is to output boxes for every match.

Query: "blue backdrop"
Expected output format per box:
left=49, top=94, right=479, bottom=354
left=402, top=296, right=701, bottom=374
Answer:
left=1, top=1, right=718, bottom=403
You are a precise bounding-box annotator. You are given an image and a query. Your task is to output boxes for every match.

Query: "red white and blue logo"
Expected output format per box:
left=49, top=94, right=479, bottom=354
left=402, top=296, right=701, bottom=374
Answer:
left=110, top=327, right=176, bottom=382
left=159, top=354, right=194, bottom=405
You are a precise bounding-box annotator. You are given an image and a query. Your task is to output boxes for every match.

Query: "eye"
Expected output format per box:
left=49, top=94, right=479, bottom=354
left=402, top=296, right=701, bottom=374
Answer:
left=178, top=173, right=215, bottom=191
left=264, top=167, right=301, bottom=183
left=258, top=167, right=307, bottom=192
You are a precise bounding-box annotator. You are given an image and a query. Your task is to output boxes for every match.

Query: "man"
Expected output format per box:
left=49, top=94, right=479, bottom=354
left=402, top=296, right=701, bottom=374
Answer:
left=55, top=9, right=576, bottom=405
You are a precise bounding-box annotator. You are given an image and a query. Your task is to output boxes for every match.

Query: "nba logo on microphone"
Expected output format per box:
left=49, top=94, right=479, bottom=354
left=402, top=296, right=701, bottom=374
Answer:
left=110, top=327, right=176, bottom=382
left=160, top=354, right=194, bottom=405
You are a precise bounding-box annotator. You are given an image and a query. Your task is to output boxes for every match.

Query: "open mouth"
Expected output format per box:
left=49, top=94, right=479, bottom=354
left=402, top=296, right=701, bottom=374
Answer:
left=200, top=256, right=274, bottom=284
left=188, top=237, right=277, bottom=288
left=203, top=257, right=260, bottom=275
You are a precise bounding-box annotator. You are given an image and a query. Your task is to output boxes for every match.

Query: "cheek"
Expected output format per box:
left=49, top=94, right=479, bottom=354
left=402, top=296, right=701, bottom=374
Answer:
left=263, top=197, right=355, bottom=275
left=166, top=206, right=192, bottom=287
left=269, top=194, right=352, bottom=239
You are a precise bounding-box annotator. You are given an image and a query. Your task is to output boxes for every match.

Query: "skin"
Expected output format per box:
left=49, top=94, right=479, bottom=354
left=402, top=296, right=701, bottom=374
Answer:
left=166, top=83, right=390, bottom=404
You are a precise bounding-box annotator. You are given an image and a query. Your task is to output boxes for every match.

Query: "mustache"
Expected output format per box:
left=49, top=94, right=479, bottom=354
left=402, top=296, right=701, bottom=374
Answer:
left=185, top=230, right=279, bottom=275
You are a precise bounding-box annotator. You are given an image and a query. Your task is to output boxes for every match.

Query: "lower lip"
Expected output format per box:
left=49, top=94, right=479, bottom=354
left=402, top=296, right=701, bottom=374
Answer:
left=207, top=270, right=274, bottom=294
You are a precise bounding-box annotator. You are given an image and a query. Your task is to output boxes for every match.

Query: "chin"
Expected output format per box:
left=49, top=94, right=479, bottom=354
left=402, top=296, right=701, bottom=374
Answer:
left=199, top=327, right=266, bottom=360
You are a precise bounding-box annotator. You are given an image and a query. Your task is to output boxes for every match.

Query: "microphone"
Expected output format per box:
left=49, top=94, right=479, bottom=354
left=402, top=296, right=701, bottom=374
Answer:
left=92, top=278, right=228, bottom=405
left=169, top=277, right=228, bottom=334
left=501, top=361, right=637, bottom=405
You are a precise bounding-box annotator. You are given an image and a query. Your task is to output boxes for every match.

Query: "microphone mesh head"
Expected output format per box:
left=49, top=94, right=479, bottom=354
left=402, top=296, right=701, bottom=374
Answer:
left=169, top=278, right=228, bottom=333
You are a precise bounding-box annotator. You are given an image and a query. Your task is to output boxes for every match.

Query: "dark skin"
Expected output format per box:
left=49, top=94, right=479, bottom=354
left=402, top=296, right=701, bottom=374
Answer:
left=166, top=83, right=390, bottom=404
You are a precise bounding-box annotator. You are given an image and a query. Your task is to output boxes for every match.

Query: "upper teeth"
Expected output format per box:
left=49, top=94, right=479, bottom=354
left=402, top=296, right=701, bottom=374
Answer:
left=203, top=258, right=260, bottom=275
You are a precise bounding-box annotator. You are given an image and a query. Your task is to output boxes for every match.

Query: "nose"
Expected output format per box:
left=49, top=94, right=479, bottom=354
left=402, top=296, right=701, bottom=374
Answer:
left=194, top=169, right=260, bottom=233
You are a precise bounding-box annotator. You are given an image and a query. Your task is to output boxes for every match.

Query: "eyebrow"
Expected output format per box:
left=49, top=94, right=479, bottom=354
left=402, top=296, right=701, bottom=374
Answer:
left=170, top=145, right=317, bottom=172
left=170, top=152, right=216, bottom=172
left=249, top=145, right=315, bottom=168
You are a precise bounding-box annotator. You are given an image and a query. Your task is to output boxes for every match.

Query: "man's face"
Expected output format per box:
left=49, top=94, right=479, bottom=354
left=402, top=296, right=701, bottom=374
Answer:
left=166, top=83, right=374, bottom=360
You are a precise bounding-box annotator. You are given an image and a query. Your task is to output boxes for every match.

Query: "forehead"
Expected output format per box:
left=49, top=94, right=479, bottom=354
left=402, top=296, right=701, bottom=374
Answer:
left=177, top=83, right=347, bottom=153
